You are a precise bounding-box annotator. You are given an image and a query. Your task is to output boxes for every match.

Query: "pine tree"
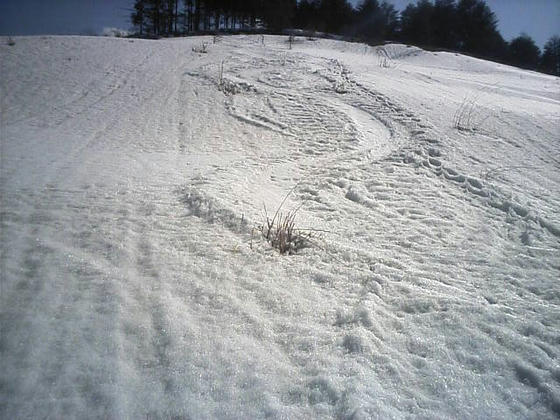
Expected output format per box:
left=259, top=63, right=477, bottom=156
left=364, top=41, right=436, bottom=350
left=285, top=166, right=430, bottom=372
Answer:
left=540, top=35, right=560, bottom=76
left=261, top=0, right=296, bottom=32
left=400, top=0, right=434, bottom=46
left=508, top=33, right=541, bottom=70
left=432, top=0, right=458, bottom=49
left=319, top=0, right=353, bottom=34
left=456, top=0, right=504, bottom=57
left=354, top=0, right=397, bottom=42
left=132, top=0, right=146, bottom=36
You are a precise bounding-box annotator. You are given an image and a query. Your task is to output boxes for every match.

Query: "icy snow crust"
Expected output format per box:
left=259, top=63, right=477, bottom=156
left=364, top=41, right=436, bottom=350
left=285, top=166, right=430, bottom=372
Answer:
left=1, top=35, right=559, bottom=419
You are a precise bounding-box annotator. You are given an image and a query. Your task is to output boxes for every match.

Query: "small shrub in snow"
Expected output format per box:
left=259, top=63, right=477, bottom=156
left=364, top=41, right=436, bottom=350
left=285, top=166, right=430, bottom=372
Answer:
left=219, top=78, right=239, bottom=94
left=334, top=79, right=348, bottom=94
left=192, top=42, right=208, bottom=54
left=258, top=187, right=313, bottom=255
left=218, top=78, right=256, bottom=95
left=453, top=92, right=490, bottom=132
left=260, top=205, right=312, bottom=255
left=217, top=62, right=256, bottom=95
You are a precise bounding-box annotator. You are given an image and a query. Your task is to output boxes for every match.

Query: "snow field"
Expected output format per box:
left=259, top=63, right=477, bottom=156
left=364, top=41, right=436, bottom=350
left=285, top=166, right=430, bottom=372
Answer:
left=1, top=35, right=559, bottom=418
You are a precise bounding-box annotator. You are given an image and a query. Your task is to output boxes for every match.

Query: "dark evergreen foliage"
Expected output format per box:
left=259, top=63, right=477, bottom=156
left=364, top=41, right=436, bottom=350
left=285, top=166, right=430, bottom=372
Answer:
left=399, top=0, right=507, bottom=59
left=400, top=0, right=434, bottom=46
left=353, top=0, right=398, bottom=42
left=432, top=0, right=457, bottom=49
left=539, top=35, right=560, bottom=76
left=508, top=33, right=541, bottom=70
left=455, top=0, right=506, bottom=58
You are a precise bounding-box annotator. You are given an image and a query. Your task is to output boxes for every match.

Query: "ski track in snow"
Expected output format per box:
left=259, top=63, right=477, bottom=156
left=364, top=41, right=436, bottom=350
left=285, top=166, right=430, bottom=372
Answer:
left=1, top=35, right=559, bottom=419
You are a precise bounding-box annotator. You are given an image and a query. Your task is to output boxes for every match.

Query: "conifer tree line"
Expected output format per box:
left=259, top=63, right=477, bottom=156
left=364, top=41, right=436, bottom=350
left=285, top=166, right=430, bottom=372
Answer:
left=131, top=0, right=297, bottom=35
left=131, top=0, right=559, bottom=75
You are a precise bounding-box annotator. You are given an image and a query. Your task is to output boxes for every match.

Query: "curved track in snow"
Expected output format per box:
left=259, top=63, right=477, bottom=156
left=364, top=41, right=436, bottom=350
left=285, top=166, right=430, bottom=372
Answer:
left=1, top=35, right=559, bottom=419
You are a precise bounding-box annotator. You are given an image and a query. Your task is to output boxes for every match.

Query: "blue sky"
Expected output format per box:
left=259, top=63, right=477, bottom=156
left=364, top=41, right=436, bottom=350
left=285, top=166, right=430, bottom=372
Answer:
left=0, top=0, right=132, bottom=36
left=1, top=0, right=558, bottom=48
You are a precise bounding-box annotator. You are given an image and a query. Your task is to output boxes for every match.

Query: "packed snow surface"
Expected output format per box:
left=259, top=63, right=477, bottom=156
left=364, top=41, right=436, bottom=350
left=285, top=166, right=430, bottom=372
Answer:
left=1, top=35, right=559, bottom=419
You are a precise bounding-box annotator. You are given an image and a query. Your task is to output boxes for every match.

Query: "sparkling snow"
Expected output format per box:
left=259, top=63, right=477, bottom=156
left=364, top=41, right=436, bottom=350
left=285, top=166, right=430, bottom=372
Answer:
left=1, top=35, right=559, bottom=419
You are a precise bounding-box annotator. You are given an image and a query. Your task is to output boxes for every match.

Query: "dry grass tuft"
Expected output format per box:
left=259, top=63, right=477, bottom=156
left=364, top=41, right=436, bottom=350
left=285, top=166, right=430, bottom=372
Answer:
left=260, top=205, right=312, bottom=255
left=192, top=42, right=208, bottom=53
left=258, top=186, right=313, bottom=255
left=453, top=91, right=491, bottom=131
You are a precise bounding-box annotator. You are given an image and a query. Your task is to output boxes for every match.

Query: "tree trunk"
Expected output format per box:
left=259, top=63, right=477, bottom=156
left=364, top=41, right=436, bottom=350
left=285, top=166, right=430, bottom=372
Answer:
left=174, top=0, right=178, bottom=34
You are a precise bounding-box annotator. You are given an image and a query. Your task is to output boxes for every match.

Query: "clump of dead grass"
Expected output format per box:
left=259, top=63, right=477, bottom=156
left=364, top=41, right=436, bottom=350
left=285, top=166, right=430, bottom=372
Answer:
left=192, top=42, right=208, bottom=53
left=257, top=186, right=313, bottom=255
left=453, top=90, right=492, bottom=132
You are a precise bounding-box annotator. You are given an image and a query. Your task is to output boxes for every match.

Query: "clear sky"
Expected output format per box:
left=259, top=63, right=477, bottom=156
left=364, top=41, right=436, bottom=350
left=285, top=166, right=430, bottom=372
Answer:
left=1, top=0, right=558, bottom=48
left=0, top=0, right=132, bottom=36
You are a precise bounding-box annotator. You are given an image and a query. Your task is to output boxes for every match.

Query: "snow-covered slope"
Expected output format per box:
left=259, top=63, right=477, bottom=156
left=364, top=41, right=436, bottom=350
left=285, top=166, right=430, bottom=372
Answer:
left=1, top=35, right=559, bottom=419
